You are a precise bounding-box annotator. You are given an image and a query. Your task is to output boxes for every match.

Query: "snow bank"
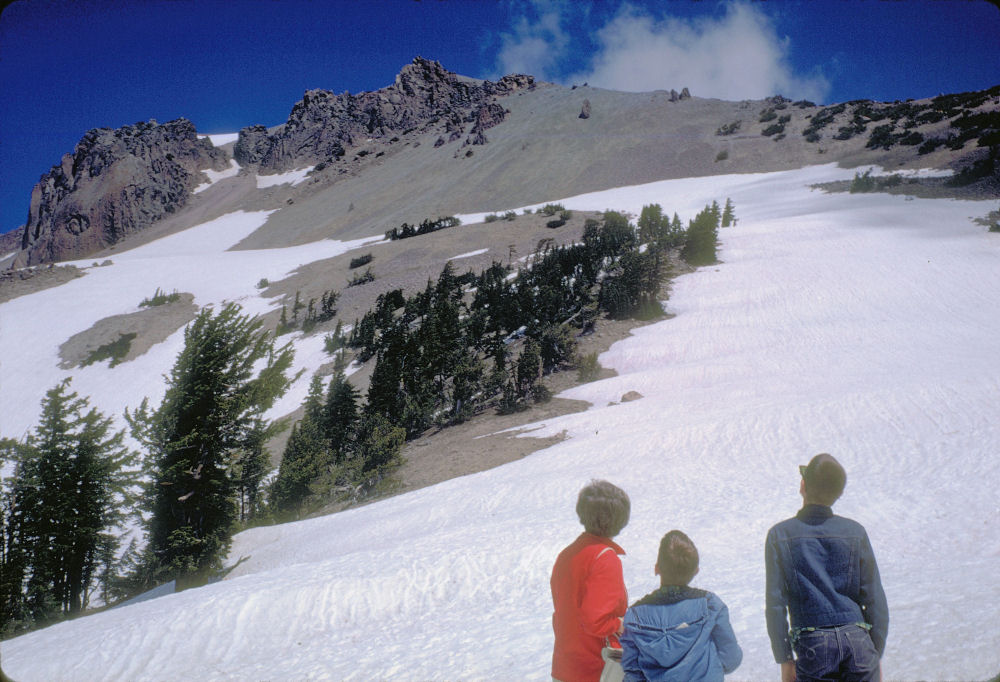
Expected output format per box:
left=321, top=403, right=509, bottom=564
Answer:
left=201, top=132, right=240, bottom=147
left=194, top=159, right=241, bottom=193
left=448, top=248, right=489, bottom=260
left=256, top=166, right=315, bottom=189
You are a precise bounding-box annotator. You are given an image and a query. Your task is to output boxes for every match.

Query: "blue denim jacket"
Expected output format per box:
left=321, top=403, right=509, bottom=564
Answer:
left=765, top=505, right=888, bottom=663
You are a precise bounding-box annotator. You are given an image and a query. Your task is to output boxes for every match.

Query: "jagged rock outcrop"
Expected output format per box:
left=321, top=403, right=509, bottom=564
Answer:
left=234, top=57, right=534, bottom=172
left=579, top=99, right=591, bottom=119
left=465, top=102, right=508, bottom=146
left=17, top=118, right=227, bottom=265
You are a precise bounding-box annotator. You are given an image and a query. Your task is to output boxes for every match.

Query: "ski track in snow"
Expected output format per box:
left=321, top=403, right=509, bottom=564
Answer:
left=3, top=164, right=1000, bottom=680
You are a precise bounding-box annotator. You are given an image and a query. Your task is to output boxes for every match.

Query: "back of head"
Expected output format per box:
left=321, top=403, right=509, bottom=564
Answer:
left=802, top=453, right=847, bottom=506
left=576, top=479, right=630, bottom=538
left=657, top=530, right=699, bottom=586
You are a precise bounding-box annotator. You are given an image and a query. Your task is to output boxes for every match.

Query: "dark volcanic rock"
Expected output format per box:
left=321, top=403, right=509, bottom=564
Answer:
left=18, top=118, right=228, bottom=266
left=465, top=102, right=509, bottom=146
left=235, top=57, right=533, bottom=171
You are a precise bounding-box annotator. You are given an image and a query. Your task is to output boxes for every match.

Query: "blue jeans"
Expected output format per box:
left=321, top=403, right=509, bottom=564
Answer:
left=793, top=624, right=879, bottom=682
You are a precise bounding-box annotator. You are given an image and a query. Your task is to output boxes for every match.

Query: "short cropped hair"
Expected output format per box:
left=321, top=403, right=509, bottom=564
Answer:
left=657, top=530, right=699, bottom=586
left=802, top=453, right=847, bottom=506
left=576, top=480, right=630, bottom=538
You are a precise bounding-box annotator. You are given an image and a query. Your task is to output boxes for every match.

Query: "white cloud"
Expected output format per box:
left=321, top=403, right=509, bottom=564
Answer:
left=496, top=0, right=572, bottom=80
left=497, top=2, right=830, bottom=102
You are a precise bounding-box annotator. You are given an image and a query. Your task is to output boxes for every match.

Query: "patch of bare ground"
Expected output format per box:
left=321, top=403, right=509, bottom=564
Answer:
left=58, top=293, right=198, bottom=368
left=0, top=264, right=85, bottom=304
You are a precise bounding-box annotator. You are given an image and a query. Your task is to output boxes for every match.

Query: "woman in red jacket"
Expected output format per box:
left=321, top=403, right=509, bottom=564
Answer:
left=551, top=480, right=631, bottom=682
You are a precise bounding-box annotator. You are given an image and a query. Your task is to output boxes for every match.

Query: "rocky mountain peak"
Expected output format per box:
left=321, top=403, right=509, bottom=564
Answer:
left=17, top=118, right=227, bottom=266
left=233, top=58, right=534, bottom=173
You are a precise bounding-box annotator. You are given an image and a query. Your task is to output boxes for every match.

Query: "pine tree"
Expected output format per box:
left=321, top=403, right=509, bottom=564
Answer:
left=278, top=305, right=289, bottom=334
left=516, top=339, right=542, bottom=400
left=721, top=198, right=736, bottom=227
left=323, top=371, right=359, bottom=463
left=2, top=380, right=136, bottom=623
left=681, top=204, right=720, bottom=266
left=638, top=204, right=665, bottom=244
left=450, top=348, right=484, bottom=422
left=537, top=324, right=578, bottom=374
left=127, top=303, right=294, bottom=587
left=271, top=377, right=328, bottom=518
left=355, top=413, right=405, bottom=474
left=232, top=422, right=270, bottom=523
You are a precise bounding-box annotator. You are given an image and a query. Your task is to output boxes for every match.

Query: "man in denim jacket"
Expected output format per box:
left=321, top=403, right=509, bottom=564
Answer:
left=765, top=454, right=888, bottom=682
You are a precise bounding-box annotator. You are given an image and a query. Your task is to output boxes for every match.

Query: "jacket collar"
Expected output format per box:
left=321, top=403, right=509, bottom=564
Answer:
left=580, top=532, right=626, bottom=555
left=797, top=504, right=834, bottom=521
left=633, top=584, right=708, bottom=608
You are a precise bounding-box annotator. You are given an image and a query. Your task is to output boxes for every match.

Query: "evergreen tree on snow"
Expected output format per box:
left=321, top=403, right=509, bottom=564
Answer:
left=721, top=198, right=736, bottom=227
left=127, top=303, right=294, bottom=587
left=271, top=376, right=328, bottom=517
left=1, top=379, right=136, bottom=626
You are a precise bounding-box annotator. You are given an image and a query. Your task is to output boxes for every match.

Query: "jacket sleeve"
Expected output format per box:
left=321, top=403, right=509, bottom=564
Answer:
left=765, top=527, right=794, bottom=663
left=620, top=610, right=643, bottom=682
left=709, top=595, right=743, bottom=674
left=858, top=528, right=889, bottom=656
left=579, top=549, right=626, bottom=640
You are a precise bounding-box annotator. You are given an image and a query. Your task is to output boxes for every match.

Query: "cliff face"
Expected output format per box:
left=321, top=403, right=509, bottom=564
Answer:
left=233, top=57, right=534, bottom=172
left=18, top=118, right=227, bottom=266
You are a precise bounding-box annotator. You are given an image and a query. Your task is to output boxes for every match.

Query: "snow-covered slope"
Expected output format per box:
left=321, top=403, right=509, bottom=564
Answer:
left=3, top=165, right=999, bottom=680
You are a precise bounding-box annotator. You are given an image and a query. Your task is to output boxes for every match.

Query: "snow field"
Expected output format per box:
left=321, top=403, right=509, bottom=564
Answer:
left=0, top=209, right=382, bottom=444
left=4, top=165, right=1000, bottom=680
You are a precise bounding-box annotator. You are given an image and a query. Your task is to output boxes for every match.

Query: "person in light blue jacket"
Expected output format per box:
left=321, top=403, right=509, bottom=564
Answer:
left=620, top=530, right=742, bottom=682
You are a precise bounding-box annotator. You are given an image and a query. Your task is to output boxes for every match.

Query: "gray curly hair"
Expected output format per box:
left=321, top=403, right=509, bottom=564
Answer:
left=576, top=480, right=630, bottom=538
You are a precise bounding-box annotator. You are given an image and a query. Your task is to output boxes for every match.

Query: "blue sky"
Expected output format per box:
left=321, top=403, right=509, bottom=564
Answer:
left=1, top=0, right=999, bottom=236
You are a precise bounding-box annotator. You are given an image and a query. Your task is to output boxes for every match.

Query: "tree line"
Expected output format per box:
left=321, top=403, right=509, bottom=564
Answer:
left=272, top=202, right=728, bottom=517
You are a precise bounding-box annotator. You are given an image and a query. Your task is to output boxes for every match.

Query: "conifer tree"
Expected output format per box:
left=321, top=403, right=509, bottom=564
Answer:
left=681, top=204, right=720, bottom=266
left=355, top=413, right=405, bottom=473
left=2, top=380, right=135, bottom=621
left=516, top=339, right=542, bottom=400
left=233, top=424, right=270, bottom=523
left=638, top=204, right=665, bottom=244
left=450, top=348, right=484, bottom=422
left=721, top=198, right=736, bottom=227
left=271, top=376, right=327, bottom=517
left=127, top=303, right=294, bottom=587
left=323, top=371, right=360, bottom=463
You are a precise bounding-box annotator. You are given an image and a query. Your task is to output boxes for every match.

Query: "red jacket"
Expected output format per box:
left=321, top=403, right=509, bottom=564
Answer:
left=551, top=533, right=628, bottom=682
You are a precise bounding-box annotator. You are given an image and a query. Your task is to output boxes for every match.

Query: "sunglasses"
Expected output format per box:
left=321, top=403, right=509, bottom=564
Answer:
left=799, top=465, right=808, bottom=478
